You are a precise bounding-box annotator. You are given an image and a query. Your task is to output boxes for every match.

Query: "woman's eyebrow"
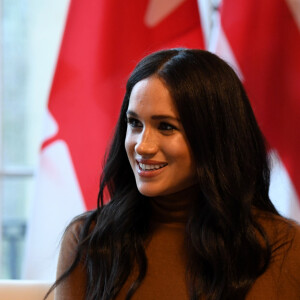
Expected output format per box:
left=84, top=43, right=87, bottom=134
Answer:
left=126, top=110, right=180, bottom=121
left=126, top=110, right=138, bottom=117
left=151, top=115, right=180, bottom=122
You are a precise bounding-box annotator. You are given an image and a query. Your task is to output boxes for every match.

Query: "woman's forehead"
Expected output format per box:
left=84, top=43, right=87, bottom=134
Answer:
left=128, top=76, right=178, bottom=117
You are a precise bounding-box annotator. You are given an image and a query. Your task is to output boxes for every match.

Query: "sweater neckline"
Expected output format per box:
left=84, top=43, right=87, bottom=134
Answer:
left=150, top=186, right=198, bottom=224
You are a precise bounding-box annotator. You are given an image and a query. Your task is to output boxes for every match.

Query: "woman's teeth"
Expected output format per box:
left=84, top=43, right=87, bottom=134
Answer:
left=138, top=163, right=166, bottom=171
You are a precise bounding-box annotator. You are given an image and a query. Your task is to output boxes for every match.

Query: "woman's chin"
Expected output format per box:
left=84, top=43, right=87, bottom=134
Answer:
left=137, top=188, right=160, bottom=197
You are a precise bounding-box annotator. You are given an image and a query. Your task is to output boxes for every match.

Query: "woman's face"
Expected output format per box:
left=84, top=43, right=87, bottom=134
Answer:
left=125, top=76, right=196, bottom=197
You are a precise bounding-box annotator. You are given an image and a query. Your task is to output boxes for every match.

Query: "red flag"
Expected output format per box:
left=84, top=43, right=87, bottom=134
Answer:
left=214, top=0, right=300, bottom=219
left=44, top=0, right=204, bottom=210
left=24, top=0, right=204, bottom=279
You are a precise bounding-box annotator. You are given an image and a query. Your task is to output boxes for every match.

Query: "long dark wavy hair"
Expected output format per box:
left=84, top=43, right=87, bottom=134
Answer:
left=47, top=49, right=279, bottom=300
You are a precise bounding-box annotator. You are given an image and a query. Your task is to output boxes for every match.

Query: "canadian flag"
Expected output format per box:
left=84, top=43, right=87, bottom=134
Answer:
left=23, top=0, right=204, bottom=280
left=209, top=0, right=300, bottom=221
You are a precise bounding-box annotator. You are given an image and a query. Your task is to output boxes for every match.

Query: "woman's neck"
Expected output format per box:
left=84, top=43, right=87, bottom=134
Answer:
left=150, top=185, right=199, bottom=223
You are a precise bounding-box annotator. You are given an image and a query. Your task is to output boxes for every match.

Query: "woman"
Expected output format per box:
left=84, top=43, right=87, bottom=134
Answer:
left=49, top=49, right=300, bottom=300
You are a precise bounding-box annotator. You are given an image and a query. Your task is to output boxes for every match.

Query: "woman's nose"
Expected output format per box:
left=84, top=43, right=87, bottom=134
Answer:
left=135, top=129, right=158, bottom=156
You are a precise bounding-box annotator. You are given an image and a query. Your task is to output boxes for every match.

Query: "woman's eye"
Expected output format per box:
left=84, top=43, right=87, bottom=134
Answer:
left=127, top=117, right=142, bottom=128
left=158, top=122, right=176, bottom=131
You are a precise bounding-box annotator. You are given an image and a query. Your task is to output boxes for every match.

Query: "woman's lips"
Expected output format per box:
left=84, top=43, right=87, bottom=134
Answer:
left=136, top=160, right=167, bottom=177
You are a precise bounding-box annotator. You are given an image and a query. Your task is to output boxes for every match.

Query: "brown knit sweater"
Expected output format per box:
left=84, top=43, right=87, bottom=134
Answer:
left=54, top=198, right=300, bottom=299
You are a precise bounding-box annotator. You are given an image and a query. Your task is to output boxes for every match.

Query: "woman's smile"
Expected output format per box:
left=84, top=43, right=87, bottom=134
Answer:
left=136, top=159, right=168, bottom=177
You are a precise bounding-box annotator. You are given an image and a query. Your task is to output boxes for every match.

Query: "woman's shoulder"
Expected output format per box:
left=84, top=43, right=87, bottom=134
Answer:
left=248, top=212, right=300, bottom=298
left=255, top=210, right=300, bottom=270
left=55, top=212, right=97, bottom=299
left=60, top=210, right=97, bottom=251
left=254, top=209, right=300, bottom=234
